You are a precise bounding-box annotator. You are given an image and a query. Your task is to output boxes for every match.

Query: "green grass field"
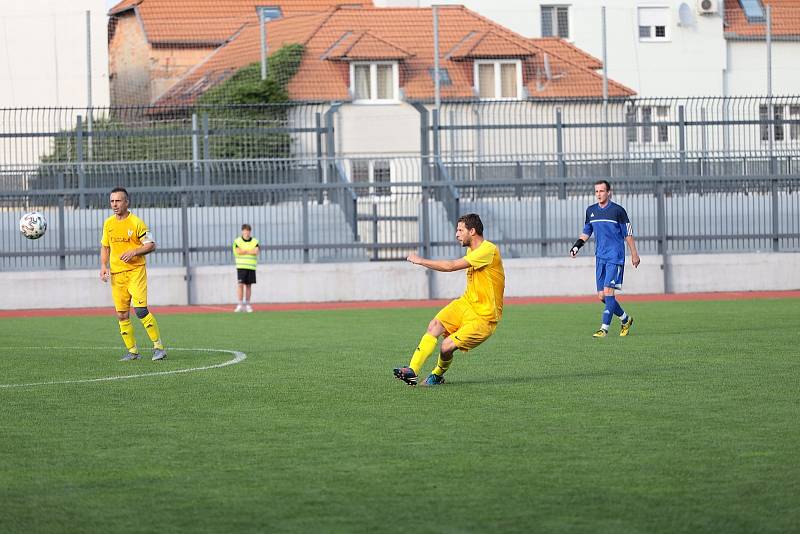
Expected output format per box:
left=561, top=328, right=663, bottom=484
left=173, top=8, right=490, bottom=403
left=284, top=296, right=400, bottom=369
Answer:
left=1, top=298, right=799, bottom=533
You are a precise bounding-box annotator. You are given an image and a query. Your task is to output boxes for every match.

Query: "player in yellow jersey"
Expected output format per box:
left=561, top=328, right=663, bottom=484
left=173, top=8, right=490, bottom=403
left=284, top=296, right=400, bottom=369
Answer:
left=394, top=213, right=505, bottom=386
left=99, top=187, right=167, bottom=362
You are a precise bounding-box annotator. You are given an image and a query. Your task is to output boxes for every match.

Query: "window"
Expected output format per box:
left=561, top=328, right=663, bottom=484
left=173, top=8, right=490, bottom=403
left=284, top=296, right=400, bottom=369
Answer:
left=760, top=104, right=770, bottom=141
left=256, top=6, right=282, bottom=21
left=759, top=104, right=799, bottom=142
left=656, top=105, right=670, bottom=142
left=351, top=159, right=391, bottom=196
left=474, top=60, right=522, bottom=100
left=626, top=105, right=638, bottom=143
left=428, top=67, right=452, bottom=86
left=627, top=104, right=670, bottom=144
left=541, top=5, right=570, bottom=39
left=351, top=63, right=398, bottom=102
left=641, top=106, right=653, bottom=143
left=790, top=105, right=800, bottom=140
left=638, top=7, right=669, bottom=41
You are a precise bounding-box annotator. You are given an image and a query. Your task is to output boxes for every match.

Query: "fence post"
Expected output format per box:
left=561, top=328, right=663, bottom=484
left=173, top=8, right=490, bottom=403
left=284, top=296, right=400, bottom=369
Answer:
left=371, top=203, right=379, bottom=261
left=76, top=115, right=86, bottom=209
left=515, top=160, right=523, bottom=199
left=181, top=190, right=193, bottom=305
left=678, top=105, right=686, bottom=168
left=539, top=184, right=548, bottom=258
left=654, top=158, right=669, bottom=292
left=432, top=108, right=441, bottom=160
left=421, top=181, right=433, bottom=299
left=315, top=112, right=324, bottom=203
left=772, top=177, right=780, bottom=252
left=202, top=112, right=210, bottom=206
left=58, top=173, right=67, bottom=270
left=302, top=188, right=310, bottom=263
left=556, top=108, right=566, bottom=199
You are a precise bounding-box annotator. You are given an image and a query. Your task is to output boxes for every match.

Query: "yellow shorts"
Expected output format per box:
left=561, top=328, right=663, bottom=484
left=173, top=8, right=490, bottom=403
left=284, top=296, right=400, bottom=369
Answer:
left=435, top=298, right=496, bottom=352
left=111, top=266, right=148, bottom=312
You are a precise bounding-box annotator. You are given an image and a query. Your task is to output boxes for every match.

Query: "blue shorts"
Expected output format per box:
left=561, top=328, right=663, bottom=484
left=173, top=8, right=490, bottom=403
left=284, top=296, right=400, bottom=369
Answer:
left=596, top=259, right=624, bottom=291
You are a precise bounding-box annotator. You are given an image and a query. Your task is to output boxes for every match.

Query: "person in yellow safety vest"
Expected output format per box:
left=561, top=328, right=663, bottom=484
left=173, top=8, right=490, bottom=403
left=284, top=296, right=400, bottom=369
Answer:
left=233, top=224, right=260, bottom=312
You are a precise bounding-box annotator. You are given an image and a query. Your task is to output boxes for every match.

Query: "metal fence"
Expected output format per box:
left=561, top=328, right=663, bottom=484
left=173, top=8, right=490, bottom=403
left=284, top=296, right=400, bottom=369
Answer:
left=2, top=97, right=800, bottom=286
left=2, top=157, right=799, bottom=273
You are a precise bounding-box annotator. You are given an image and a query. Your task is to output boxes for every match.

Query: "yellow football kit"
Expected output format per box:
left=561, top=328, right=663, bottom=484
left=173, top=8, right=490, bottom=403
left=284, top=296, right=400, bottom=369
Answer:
left=436, top=239, right=505, bottom=351
left=101, top=212, right=151, bottom=312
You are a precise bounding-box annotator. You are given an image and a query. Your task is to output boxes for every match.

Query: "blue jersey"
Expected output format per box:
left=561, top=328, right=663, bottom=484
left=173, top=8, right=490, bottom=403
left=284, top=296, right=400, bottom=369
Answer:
left=582, top=201, right=632, bottom=264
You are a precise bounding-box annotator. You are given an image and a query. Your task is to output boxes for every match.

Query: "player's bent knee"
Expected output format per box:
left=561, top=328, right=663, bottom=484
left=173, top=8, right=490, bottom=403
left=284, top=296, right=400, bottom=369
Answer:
left=441, top=338, right=457, bottom=354
left=427, top=318, right=445, bottom=336
left=133, top=306, right=149, bottom=319
left=116, top=311, right=130, bottom=320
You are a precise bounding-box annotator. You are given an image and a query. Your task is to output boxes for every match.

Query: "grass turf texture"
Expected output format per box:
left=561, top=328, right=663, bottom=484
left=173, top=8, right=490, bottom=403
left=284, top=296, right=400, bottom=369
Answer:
left=1, top=299, right=798, bottom=533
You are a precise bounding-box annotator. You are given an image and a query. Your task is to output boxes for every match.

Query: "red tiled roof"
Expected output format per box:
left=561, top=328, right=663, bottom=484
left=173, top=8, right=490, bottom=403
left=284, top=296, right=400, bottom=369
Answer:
left=325, top=31, right=415, bottom=60
left=447, top=31, right=536, bottom=60
left=725, top=0, right=800, bottom=38
left=529, top=37, right=603, bottom=70
left=155, top=5, right=635, bottom=106
left=108, top=0, right=373, bottom=45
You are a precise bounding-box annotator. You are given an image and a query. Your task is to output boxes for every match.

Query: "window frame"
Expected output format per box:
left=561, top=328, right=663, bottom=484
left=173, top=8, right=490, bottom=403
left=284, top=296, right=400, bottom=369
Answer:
left=256, top=6, right=282, bottom=21
left=350, top=158, right=393, bottom=197
left=473, top=59, right=523, bottom=101
left=349, top=62, right=400, bottom=104
left=759, top=103, right=800, bottom=143
left=540, top=4, right=571, bottom=40
left=638, top=6, right=671, bottom=43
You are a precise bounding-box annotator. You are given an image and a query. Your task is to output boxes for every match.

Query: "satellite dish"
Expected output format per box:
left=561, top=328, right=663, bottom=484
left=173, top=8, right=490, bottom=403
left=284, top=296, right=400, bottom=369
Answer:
left=678, top=2, right=694, bottom=26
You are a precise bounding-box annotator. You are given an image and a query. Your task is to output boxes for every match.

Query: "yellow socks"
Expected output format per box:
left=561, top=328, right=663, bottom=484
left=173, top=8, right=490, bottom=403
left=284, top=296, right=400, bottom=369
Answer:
left=409, top=333, right=438, bottom=375
left=140, top=313, right=163, bottom=349
left=432, top=354, right=453, bottom=377
left=118, top=319, right=138, bottom=354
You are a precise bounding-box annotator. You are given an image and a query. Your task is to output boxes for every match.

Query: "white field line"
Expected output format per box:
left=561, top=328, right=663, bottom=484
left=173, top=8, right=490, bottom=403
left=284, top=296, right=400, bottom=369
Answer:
left=0, top=347, right=246, bottom=389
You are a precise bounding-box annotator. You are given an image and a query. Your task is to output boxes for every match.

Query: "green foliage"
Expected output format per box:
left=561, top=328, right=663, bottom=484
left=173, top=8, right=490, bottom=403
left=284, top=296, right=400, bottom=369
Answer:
left=1, top=299, right=800, bottom=533
left=196, top=43, right=305, bottom=106
left=196, top=43, right=306, bottom=159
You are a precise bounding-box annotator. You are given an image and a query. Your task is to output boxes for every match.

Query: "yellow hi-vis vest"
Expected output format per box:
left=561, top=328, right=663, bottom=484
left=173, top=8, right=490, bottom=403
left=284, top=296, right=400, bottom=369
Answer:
left=233, top=236, right=259, bottom=270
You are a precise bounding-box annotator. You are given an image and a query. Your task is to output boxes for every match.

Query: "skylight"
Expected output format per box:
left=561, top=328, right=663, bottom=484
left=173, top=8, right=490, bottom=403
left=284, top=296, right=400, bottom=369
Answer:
left=739, top=0, right=765, bottom=23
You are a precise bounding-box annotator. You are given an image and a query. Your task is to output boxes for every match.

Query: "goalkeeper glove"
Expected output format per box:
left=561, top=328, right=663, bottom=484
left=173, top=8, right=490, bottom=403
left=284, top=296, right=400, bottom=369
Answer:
left=570, top=238, right=585, bottom=257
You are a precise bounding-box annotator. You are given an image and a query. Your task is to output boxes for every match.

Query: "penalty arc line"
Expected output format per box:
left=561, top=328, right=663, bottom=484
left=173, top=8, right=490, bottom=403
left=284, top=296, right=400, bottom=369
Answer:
left=0, top=347, right=246, bottom=389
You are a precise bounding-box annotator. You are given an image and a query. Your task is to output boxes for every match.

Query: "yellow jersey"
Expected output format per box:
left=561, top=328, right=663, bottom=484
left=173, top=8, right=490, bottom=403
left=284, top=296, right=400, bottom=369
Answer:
left=461, top=239, right=505, bottom=323
left=101, top=212, right=151, bottom=274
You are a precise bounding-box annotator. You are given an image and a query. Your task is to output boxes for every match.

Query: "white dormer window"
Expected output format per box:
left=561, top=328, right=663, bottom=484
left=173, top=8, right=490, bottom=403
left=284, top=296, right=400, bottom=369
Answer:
left=350, top=62, right=399, bottom=103
left=475, top=60, right=523, bottom=100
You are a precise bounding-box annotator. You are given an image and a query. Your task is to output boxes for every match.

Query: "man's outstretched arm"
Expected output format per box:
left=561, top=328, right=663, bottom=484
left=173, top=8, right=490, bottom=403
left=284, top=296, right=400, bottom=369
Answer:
left=407, top=253, right=470, bottom=272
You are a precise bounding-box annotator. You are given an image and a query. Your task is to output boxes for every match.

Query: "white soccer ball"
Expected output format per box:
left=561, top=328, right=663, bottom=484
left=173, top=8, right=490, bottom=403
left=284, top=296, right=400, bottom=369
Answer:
left=19, top=211, right=48, bottom=240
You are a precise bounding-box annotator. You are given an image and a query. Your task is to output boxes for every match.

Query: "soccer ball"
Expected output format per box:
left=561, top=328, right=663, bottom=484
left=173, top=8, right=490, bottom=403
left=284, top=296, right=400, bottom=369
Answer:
left=19, top=211, right=47, bottom=240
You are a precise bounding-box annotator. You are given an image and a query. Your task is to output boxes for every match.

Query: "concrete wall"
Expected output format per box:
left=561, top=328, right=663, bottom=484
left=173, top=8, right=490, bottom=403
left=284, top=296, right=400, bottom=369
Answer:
left=2, top=253, right=798, bottom=310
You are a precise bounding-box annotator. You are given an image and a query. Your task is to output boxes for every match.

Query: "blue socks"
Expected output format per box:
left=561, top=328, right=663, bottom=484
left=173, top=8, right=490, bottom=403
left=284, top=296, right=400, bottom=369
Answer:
left=602, top=295, right=627, bottom=329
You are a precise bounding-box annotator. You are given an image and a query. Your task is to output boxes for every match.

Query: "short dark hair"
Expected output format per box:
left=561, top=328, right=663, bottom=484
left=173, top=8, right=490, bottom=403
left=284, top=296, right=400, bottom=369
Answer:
left=110, top=186, right=129, bottom=200
left=457, top=213, right=483, bottom=236
left=594, top=180, right=611, bottom=192
left=241, top=224, right=252, bottom=231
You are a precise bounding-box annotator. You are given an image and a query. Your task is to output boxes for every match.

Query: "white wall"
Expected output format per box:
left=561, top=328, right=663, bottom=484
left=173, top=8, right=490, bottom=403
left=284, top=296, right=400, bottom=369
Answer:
left=2, top=253, right=798, bottom=310
left=0, top=0, right=109, bottom=165
left=726, top=41, right=800, bottom=97
left=375, top=0, right=727, bottom=97
left=0, top=0, right=109, bottom=108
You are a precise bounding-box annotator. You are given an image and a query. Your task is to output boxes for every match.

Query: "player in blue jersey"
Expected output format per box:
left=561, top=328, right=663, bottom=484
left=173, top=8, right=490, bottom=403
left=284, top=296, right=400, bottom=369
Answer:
left=570, top=180, right=640, bottom=337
